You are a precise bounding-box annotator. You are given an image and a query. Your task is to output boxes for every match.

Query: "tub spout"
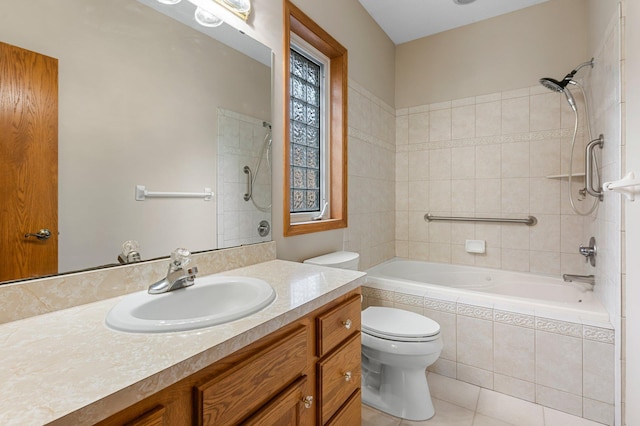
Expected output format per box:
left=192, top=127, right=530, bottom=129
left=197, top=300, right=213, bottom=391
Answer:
left=563, top=274, right=595, bottom=291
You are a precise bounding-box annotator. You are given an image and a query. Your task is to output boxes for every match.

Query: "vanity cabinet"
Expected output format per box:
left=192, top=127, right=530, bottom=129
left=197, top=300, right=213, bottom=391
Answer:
left=96, top=289, right=361, bottom=426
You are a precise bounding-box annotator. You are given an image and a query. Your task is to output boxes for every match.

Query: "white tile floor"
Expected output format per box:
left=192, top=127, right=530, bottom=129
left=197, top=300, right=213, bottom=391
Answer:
left=361, top=373, right=605, bottom=426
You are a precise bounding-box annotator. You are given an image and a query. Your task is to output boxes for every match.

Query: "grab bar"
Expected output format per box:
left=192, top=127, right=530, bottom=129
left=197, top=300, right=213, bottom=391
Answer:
left=585, top=134, right=604, bottom=200
left=135, top=185, right=213, bottom=201
left=424, top=214, right=537, bottom=226
left=243, top=165, right=252, bottom=201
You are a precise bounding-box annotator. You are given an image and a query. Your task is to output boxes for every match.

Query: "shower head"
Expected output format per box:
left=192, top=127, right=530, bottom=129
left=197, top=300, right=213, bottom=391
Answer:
left=539, top=59, right=594, bottom=112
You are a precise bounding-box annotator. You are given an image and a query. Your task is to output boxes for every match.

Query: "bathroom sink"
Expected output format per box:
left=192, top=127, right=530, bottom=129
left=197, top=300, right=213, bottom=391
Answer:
left=105, top=275, right=276, bottom=333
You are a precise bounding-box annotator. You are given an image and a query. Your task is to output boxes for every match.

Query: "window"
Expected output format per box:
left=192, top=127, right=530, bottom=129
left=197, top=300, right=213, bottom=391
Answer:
left=284, top=1, right=348, bottom=236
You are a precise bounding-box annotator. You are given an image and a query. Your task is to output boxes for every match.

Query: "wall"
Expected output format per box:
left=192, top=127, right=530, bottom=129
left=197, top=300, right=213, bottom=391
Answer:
left=395, top=85, right=592, bottom=275
left=238, top=0, right=396, bottom=265
left=395, top=0, right=588, bottom=107
left=0, top=0, right=270, bottom=272
left=581, top=2, right=624, bottom=424
left=343, top=80, right=396, bottom=270
left=622, top=0, right=640, bottom=424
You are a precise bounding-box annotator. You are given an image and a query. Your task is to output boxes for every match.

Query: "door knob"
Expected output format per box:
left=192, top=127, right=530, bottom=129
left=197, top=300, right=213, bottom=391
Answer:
left=24, top=229, right=52, bottom=240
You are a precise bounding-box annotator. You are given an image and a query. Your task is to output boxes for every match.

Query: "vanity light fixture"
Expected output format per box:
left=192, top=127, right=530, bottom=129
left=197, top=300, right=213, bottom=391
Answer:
left=194, top=6, right=224, bottom=27
left=156, top=0, right=182, bottom=4
left=453, top=0, right=477, bottom=4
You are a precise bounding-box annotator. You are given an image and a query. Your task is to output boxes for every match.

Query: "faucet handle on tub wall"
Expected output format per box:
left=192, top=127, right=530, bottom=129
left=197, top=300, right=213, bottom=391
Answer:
left=579, top=237, right=597, bottom=267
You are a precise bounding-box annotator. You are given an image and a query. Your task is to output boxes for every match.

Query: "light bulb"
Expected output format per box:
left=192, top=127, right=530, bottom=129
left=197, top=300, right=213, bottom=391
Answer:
left=194, top=6, right=224, bottom=27
left=156, top=0, right=182, bottom=5
left=221, top=0, right=250, bottom=13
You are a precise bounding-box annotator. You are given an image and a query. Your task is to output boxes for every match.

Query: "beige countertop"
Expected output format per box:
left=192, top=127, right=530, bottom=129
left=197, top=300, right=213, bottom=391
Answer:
left=0, top=260, right=366, bottom=426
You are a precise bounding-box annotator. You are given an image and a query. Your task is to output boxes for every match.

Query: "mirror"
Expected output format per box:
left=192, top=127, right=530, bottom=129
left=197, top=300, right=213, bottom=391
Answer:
left=0, top=0, right=272, bottom=284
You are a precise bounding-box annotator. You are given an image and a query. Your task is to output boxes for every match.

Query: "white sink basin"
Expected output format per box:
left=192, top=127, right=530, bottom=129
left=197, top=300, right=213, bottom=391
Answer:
left=105, top=275, right=276, bottom=333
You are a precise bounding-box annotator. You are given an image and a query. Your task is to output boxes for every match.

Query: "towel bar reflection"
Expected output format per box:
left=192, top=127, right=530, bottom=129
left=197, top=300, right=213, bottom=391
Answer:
left=135, top=185, right=213, bottom=201
left=424, top=214, right=537, bottom=226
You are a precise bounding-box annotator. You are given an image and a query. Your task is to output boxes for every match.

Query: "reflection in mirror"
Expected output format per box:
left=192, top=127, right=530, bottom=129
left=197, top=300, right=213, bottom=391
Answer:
left=0, top=0, right=271, bottom=284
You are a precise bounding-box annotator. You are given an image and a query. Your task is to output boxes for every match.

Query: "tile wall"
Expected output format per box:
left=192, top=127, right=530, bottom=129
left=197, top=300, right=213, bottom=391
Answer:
left=217, top=108, right=272, bottom=248
left=582, top=7, right=624, bottom=424
left=344, top=80, right=396, bottom=270
left=395, top=85, right=594, bottom=276
left=363, top=286, right=615, bottom=425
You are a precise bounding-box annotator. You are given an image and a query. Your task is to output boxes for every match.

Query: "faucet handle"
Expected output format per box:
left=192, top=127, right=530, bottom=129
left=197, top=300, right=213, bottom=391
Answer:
left=171, top=248, right=192, bottom=268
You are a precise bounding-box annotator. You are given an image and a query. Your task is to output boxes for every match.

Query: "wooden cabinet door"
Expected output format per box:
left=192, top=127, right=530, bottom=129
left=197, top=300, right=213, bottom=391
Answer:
left=242, top=376, right=310, bottom=426
left=0, top=41, right=58, bottom=281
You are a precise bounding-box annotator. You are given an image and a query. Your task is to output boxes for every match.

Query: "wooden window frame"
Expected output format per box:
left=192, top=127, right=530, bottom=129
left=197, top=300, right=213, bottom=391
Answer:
left=284, top=1, right=348, bottom=237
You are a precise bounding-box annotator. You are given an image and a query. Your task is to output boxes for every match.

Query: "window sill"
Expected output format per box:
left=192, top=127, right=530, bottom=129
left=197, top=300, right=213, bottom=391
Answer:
left=284, top=218, right=347, bottom=237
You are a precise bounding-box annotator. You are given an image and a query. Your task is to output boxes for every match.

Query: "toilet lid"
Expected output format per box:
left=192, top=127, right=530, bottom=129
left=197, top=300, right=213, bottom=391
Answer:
left=362, top=306, right=440, bottom=341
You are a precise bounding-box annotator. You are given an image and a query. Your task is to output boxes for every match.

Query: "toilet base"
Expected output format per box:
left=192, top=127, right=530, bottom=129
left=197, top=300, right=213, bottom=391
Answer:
left=361, top=365, right=435, bottom=421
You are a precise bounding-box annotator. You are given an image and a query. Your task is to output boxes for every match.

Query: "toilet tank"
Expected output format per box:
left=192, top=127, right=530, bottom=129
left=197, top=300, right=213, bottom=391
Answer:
left=303, top=251, right=360, bottom=270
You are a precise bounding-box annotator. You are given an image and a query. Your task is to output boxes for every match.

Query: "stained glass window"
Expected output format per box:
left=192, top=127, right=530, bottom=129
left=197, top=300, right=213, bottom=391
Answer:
left=290, top=48, right=321, bottom=213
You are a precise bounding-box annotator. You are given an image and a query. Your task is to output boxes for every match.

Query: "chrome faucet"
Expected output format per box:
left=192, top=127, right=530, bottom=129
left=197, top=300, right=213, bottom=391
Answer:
left=148, top=248, right=198, bottom=294
left=562, top=274, right=595, bottom=291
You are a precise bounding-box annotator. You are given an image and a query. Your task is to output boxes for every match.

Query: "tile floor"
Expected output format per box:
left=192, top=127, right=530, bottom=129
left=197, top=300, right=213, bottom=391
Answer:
left=361, top=373, right=605, bottom=426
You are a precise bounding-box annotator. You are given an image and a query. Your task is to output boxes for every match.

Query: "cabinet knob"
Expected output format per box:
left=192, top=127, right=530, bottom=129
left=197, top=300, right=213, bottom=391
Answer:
left=342, top=319, right=352, bottom=330
left=302, top=395, right=313, bottom=409
left=343, top=371, right=352, bottom=382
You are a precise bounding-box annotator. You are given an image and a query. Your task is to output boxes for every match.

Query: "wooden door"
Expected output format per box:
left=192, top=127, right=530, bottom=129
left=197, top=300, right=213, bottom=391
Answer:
left=242, top=376, right=309, bottom=426
left=0, top=41, right=58, bottom=282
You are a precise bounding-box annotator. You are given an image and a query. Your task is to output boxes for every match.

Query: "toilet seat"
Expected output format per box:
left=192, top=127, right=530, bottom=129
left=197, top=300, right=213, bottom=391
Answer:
left=362, top=306, right=440, bottom=342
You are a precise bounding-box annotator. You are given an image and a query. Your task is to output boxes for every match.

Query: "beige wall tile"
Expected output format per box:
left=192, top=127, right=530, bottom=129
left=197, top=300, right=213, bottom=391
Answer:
left=409, top=149, right=430, bottom=181
left=475, top=179, right=502, bottom=214
left=457, top=364, right=494, bottom=389
left=502, top=142, right=530, bottom=178
left=430, top=108, right=452, bottom=142
left=530, top=215, right=561, bottom=252
left=429, top=148, right=452, bottom=180
left=502, top=178, right=530, bottom=214
left=477, top=388, right=544, bottom=426
left=494, top=323, right=535, bottom=382
left=530, top=93, right=561, bottom=131
left=451, top=146, right=476, bottom=178
left=583, top=340, right=615, bottom=404
left=476, top=101, right=502, bottom=137
left=457, top=315, right=493, bottom=371
left=535, top=385, right=583, bottom=417
left=476, top=145, right=502, bottom=178
left=425, top=308, right=457, bottom=361
left=409, top=111, right=429, bottom=144
left=494, top=374, right=536, bottom=402
left=501, top=248, right=530, bottom=271
left=530, top=139, right=561, bottom=177
left=535, top=331, right=583, bottom=395
left=429, top=180, right=452, bottom=212
left=502, top=97, right=530, bottom=134
left=530, top=178, right=561, bottom=214
left=582, top=398, right=614, bottom=426
left=428, top=358, right=457, bottom=379
left=408, top=180, right=429, bottom=212
left=452, top=105, right=476, bottom=140
left=451, top=179, right=476, bottom=213
left=428, top=372, right=480, bottom=411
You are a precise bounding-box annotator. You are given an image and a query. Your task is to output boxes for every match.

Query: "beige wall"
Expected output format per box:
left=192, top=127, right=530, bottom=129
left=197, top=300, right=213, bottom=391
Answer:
left=395, top=0, right=588, bottom=108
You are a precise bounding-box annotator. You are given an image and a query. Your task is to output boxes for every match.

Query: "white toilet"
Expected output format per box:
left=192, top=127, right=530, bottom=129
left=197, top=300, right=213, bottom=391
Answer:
left=303, top=251, right=443, bottom=421
left=361, top=306, right=443, bottom=420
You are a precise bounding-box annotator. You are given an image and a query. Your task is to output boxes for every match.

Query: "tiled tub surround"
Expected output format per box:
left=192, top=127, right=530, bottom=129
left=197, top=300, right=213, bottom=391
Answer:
left=363, top=277, right=615, bottom=425
left=0, top=241, right=276, bottom=325
left=217, top=108, right=272, bottom=248
left=395, top=84, right=594, bottom=277
left=0, top=260, right=365, bottom=425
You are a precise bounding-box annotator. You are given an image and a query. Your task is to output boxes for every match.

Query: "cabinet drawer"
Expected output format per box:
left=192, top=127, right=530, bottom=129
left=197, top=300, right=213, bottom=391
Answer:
left=317, top=333, right=361, bottom=424
left=242, top=376, right=309, bottom=426
left=196, top=326, right=308, bottom=426
left=125, top=406, right=166, bottom=426
left=326, top=389, right=361, bottom=426
left=316, top=295, right=361, bottom=356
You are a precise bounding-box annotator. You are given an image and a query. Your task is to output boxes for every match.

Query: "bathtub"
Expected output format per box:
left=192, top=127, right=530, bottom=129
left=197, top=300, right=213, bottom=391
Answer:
left=363, top=258, right=615, bottom=420
left=365, top=258, right=610, bottom=326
